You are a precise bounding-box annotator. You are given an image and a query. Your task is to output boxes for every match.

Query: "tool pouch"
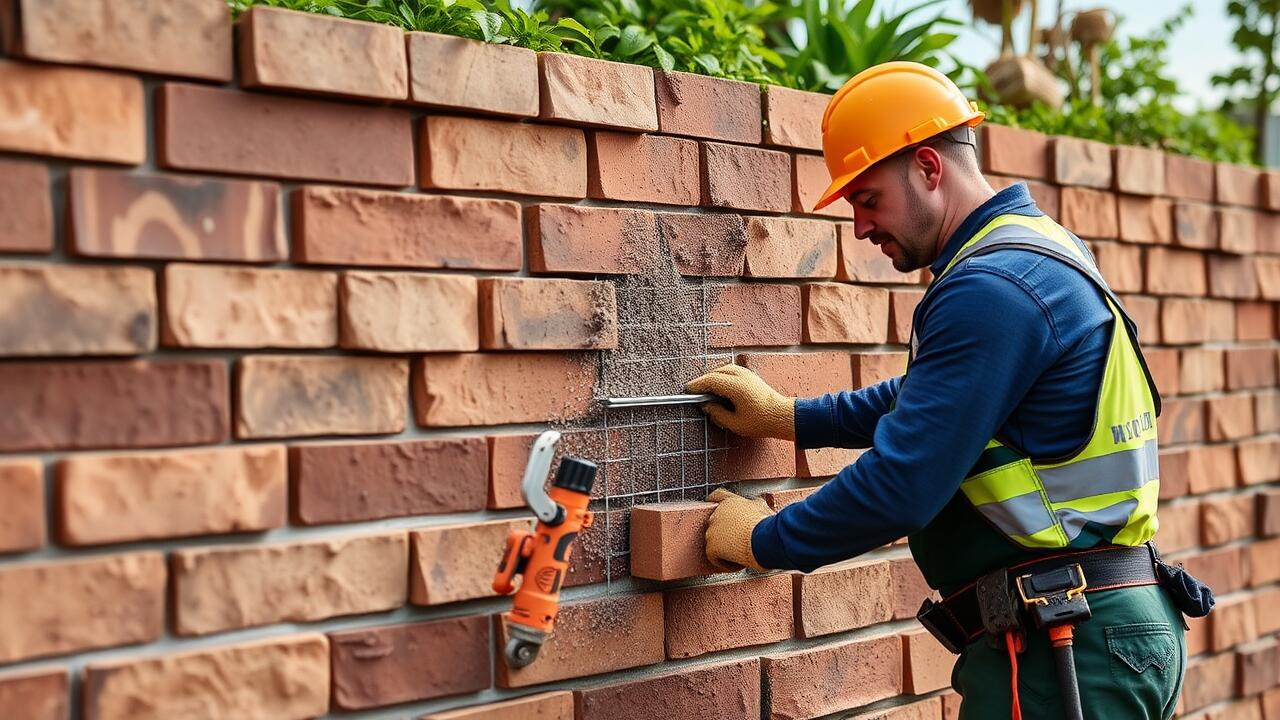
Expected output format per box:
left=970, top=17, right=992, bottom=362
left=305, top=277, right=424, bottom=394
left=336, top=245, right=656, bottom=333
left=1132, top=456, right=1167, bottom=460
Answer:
left=976, top=567, right=1022, bottom=649
left=1153, top=558, right=1215, bottom=618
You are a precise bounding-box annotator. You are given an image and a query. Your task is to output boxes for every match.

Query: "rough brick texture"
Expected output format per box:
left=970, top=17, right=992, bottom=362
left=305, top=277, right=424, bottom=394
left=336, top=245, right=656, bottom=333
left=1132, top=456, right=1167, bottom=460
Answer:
left=744, top=217, right=837, bottom=278
left=980, top=124, right=1050, bottom=179
left=423, top=692, right=574, bottom=720
left=0, top=668, right=66, bottom=720
left=703, top=142, right=792, bottom=213
left=630, top=502, right=720, bottom=580
left=236, top=356, right=407, bottom=438
left=795, top=559, right=894, bottom=637
left=576, top=658, right=760, bottom=719
left=330, top=616, right=489, bottom=709
left=421, top=116, right=586, bottom=197
left=763, top=86, right=826, bottom=150
left=664, top=574, right=793, bottom=658
left=764, top=634, right=903, bottom=719
left=0, top=459, right=44, bottom=553
left=529, top=205, right=660, bottom=275
left=339, top=271, right=478, bottom=352
left=162, top=263, right=335, bottom=348
left=539, top=53, right=658, bottom=131
left=480, top=277, right=618, bottom=350
left=710, top=283, right=803, bottom=347
left=0, top=158, right=52, bottom=253
left=414, top=352, right=595, bottom=426
left=0, top=60, right=144, bottom=163
left=407, top=32, right=538, bottom=116
left=589, top=131, right=701, bottom=206
left=410, top=519, right=532, bottom=605
left=0, top=264, right=155, bottom=356
left=804, top=283, right=890, bottom=344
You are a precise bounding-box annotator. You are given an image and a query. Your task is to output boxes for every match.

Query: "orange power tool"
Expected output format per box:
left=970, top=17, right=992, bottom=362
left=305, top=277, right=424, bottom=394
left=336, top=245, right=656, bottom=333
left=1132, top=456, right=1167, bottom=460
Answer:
left=492, top=430, right=596, bottom=667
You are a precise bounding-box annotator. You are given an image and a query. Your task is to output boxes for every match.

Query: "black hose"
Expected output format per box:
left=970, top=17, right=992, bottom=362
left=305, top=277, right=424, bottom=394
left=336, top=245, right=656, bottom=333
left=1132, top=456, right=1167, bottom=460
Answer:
left=1053, top=641, right=1085, bottom=720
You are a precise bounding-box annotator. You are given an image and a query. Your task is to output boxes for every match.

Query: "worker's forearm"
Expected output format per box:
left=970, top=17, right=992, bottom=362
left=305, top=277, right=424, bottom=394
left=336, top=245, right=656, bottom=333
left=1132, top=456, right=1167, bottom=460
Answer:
left=794, top=376, right=901, bottom=450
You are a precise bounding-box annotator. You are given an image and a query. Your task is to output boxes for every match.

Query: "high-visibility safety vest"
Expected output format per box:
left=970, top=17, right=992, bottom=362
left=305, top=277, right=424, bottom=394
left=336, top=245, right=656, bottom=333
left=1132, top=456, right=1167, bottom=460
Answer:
left=905, top=212, right=1162, bottom=550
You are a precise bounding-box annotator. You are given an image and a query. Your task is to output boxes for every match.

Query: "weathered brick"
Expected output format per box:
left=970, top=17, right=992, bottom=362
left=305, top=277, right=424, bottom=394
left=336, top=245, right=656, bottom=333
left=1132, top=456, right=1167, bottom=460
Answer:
left=576, top=658, right=759, bottom=720
left=339, top=271, right=477, bottom=352
left=539, top=53, right=657, bottom=131
left=1144, top=347, right=1179, bottom=398
left=1185, top=546, right=1247, bottom=595
left=710, top=283, right=803, bottom=348
left=0, top=458, right=43, bottom=553
left=1117, top=195, right=1173, bottom=244
left=764, top=634, right=903, bottom=719
left=423, top=115, right=585, bottom=196
left=763, top=85, right=827, bottom=150
left=0, top=359, right=228, bottom=452
left=1166, top=154, right=1216, bottom=203
left=423, top=691, right=574, bottom=720
left=655, top=211, right=748, bottom=276
left=744, top=217, right=837, bottom=278
left=0, top=264, right=154, bottom=356
left=1181, top=652, right=1236, bottom=713
left=725, top=435, right=797, bottom=482
left=630, top=501, right=720, bottom=580
left=987, top=176, right=1061, bottom=217
left=1053, top=136, right=1112, bottom=188
left=562, top=507, right=628, bottom=588
left=414, top=352, right=595, bottom=427
left=172, top=532, right=407, bottom=635
left=1261, top=257, right=1280, bottom=300
left=1188, top=444, right=1238, bottom=494
left=1201, top=494, right=1255, bottom=546
left=837, top=223, right=924, bottom=283
left=891, top=557, right=935, bottom=620
left=1092, top=241, right=1142, bottom=292
left=83, top=634, right=329, bottom=720
left=889, top=289, right=923, bottom=344
left=980, top=124, right=1050, bottom=179
left=1238, top=638, right=1280, bottom=696
left=409, top=518, right=531, bottom=605
left=480, top=277, right=617, bottom=350
left=330, top=616, right=489, bottom=710
left=0, top=552, right=164, bottom=662
left=0, top=60, right=144, bottom=163
left=0, top=667, right=66, bottom=720
left=1059, top=187, right=1118, bottom=238
left=1241, top=439, right=1280, bottom=486
left=293, top=437, right=488, bottom=524
left=1157, top=397, right=1204, bottom=445
left=803, top=283, right=890, bottom=344
left=654, top=70, right=761, bottom=143
left=1180, top=348, right=1225, bottom=394
left=529, top=204, right=660, bottom=275
left=1218, top=162, right=1263, bottom=207
left=70, top=168, right=285, bottom=261
left=794, top=559, right=892, bottom=638
left=762, top=485, right=822, bottom=510
left=236, top=356, right=407, bottom=439
left=1207, top=394, right=1256, bottom=442
left=1211, top=595, right=1259, bottom=651
left=1175, top=202, right=1218, bottom=249
left=1146, top=247, right=1206, bottom=297
left=1237, top=301, right=1276, bottom=341
left=58, top=444, right=285, bottom=545
left=903, top=630, right=952, bottom=694
left=1114, top=145, right=1166, bottom=195
left=786, top=154, right=848, bottom=220
left=1229, top=348, right=1278, bottom=390
left=1251, top=537, right=1280, bottom=586
left=14, top=0, right=230, bottom=80
left=1154, top=501, right=1198, bottom=554
left=703, top=142, right=791, bottom=213
left=665, top=574, right=792, bottom=658
left=407, top=32, right=537, bottom=116
left=160, top=83, right=412, bottom=185
left=497, top=592, right=664, bottom=687
left=853, top=352, right=907, bottom=387
left=1220, top=207, right=1260, bottom=255
left=486, top=430, right=621, bottom=510
left=238, top=5, right=406, bottom=100
left=589, top=131, right=700, bottom=206
left=738, top=351, right=853, bottom=397
left=163, top=264, right=335, bottom=348
left=0, top=158, right=51, bottom=253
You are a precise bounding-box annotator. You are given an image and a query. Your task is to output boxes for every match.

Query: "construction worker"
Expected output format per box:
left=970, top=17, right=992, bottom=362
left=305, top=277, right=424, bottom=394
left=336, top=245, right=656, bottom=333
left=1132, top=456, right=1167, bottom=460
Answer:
left=687, top=62, right=1212, bottom=720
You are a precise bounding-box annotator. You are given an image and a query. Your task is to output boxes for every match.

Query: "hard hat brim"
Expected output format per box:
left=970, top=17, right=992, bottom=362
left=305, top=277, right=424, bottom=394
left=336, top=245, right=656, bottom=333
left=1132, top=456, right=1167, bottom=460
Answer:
left=812, top=171, right=858, bottom=211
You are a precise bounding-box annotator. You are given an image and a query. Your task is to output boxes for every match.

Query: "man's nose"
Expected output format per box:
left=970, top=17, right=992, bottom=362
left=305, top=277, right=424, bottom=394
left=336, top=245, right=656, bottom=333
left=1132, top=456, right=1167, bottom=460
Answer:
left=853, top=215, right=875, bottom=240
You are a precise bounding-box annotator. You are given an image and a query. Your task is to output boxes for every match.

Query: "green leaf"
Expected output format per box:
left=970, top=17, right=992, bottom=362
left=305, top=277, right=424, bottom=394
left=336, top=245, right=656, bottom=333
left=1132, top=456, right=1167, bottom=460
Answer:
left=615, top=24, right=653, bottom=56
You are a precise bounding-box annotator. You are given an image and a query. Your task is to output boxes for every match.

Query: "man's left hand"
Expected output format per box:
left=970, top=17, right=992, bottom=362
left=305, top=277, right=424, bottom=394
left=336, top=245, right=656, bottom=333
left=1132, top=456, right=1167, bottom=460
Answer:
left=705, top=488, right=774, bottom=572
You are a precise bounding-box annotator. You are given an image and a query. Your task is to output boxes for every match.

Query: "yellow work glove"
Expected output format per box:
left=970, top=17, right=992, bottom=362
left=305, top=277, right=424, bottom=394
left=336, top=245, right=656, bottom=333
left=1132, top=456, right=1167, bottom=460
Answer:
left=686, top=364, right=796, bottom=440
left=705, top=488, right=774, bottom=572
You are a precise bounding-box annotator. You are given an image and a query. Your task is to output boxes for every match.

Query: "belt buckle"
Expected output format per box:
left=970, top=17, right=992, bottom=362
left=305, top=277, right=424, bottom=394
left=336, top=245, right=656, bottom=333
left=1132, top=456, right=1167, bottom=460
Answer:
left=1016, top=562, right=1092, bottom=629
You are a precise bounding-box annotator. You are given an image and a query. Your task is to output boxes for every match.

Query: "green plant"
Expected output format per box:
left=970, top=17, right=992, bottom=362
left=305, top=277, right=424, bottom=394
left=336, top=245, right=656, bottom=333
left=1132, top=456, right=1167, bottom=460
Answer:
left=1212, top=0, right=1280, bottom=165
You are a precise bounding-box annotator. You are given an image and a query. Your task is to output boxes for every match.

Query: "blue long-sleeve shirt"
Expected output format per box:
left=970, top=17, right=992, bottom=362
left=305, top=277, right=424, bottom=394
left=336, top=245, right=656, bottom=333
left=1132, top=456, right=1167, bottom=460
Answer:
left=751, top=184, right=1118, bottom=573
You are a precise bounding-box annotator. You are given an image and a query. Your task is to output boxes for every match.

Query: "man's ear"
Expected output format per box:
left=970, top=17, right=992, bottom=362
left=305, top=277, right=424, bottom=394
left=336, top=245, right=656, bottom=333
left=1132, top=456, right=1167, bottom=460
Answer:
left=914, top=146, right=944, bottom=190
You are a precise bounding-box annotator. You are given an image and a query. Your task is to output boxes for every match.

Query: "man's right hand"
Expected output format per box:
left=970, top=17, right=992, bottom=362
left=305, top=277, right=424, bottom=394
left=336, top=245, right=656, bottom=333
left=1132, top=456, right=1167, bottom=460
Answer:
left=686, top=364, right=796, bottom=440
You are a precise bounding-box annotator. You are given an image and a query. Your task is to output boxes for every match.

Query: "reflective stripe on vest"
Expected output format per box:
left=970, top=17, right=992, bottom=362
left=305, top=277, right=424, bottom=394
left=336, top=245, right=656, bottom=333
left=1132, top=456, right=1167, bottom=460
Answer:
left=907, top=212, right=1161, bottom=550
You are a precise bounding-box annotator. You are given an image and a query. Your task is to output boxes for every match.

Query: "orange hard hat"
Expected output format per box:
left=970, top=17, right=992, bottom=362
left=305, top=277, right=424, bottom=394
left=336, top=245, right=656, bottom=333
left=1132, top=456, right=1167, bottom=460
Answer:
left=813, top=61, right=985, bottom=211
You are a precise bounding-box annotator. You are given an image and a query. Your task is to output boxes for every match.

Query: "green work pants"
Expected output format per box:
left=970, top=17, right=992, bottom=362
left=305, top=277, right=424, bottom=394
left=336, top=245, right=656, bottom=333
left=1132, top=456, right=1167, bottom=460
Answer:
left=953, top=585, right=1186, bottom=720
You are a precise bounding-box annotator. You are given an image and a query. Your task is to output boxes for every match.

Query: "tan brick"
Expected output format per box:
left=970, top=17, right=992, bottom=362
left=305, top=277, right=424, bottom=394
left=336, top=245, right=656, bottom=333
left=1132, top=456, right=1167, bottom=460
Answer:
left=1220, top=207, right=1259, bottom=254
left=1146, top=247, right=1206, bottom=297
left=1260, top=391, right=1280, bottom=434
left=1184, top=546, right=1247, bottom=595
left=1240, top=438, right=1280, bottom=485
left=1174, top=202, right=1218, bottom=250
left=738, top=350, right=853, bottom=397
left=339, top=271, right=477, bottom=352
left=422, top=115, right=585, bottom=196
left=655, top=70, right=762, bottom=143
left=0, top=158, right=51, bottom=253
left=1117, top=195, right=1173, bottom=244
left=0, top=552, right=164, bottom=662
left=1114, top=145, right=1166, bottom=195
left=0, top=264, right=154, bottom=356
left=330, top=616, right=489, bottom=710
left=629, top=501, right=720, bottom=580
left=1092, top=241, right=1142, bottom=292
left=172, top=532, right=407, bottom=635
left=422, top=692, right=573, bottom=720
left=794, top=559, right=892, bottom=637
left=528, top=204, right=659, bottom=275
left=409, top=519, right=531, bottom=606
left=236, top=356, right=406, bottom=439
left=890, top=289, right=923, bottom=344
left=538, top=53, right=657, bottom=131
left=414, top=352, right=595, bottom=426
left=238, top=5, right=406, bottom=99
left=1211, top=594, right=1258, bottom=651
left=162, top=264, right=335, bottom=348
left=849, top=698, right=942, bottom=720
left=589, top=131, right=699, bottom=206
left=0, top=60, right=144, bottom=163
left=1157, top=397, right=1204, bottom=445
left=575, top=659, right=758, bottom=720
left=1207, top=394, right=1256, bottom=441
left=1261, top=257, right=1280, bottom=301
left=1208, top=254, right=1260, bottom=300
left=1188, top=444, right=1237, bottom=494
left=1166, top=153, right=1216, bottom=203
left=70, top=168, right=285, bottom=261
left=709, top=283, right=802, bottom=348
left=0, top=667, right=66, bottom=720
left=1227, top=348, right=1278, bottom=390
left=1120, top=293, right=1160, bottom=344
left=837, top=223, right=923, bottom=283
left=744, top=217, right=836, bottom=278
left=980, top=124, right=1050, bottom=179
left=1059, top=187, right=1118, bottom=238
left=497, top=593, right=664, bottom=687
left=1200, top=494, right=1255, bottom=546
left=1261, top=491, right=1280, bottom=537
left=83, top=634, right=329, bottom=720
left=795, top=153, right=854, bottom=219
left=14, top=0, right=229, bottom=80
left=803, top=283, right=890, bottom=344
left=480, top=277, right=617, bottom=350
left=853, top=352, right=907, bottom=387
left=1154, top=501, right=1198, bottom=553
left=891, top=557, right=935, bottom=620
left=0, top=458, right=43, bottom=553
left=1179, top=347, right=1224, bottom=394
left=703, top=142, right=791, bottom=213
left=1236, top=301, right=1276, bottom=341
left=161, top=83, right=412, bottom=184
left=1181, top=652, right=1236, bottom=713
left=1053, top=136, right=1112, bottom=188
left=764, top=634, right=903, bottom=718
left=763, top=85, right=827, bottom=150
left=1144, top=347, right=1179, bottom=398
left=58, top=445, right=285, bottom=546
left=656, top=211, right=747, bottom=276
left=903, top=630, right=953, bottom=693
left=0, top=359, right=228, bottom=452
left=408, top=32, right=536, bottom=115
left=762, top=485, right=822, bottom=510
left=664, top=574, right=793, bottom=658
left=1260, top=589, right=1280, bottom=636
left=1251, top=537, right=1280, bottom=586
left=1218, top=162, right=1263, bottom=207
left=1160, top=298, right=1211, bottom=345
left=1238, top=638, right=1280, bottom=696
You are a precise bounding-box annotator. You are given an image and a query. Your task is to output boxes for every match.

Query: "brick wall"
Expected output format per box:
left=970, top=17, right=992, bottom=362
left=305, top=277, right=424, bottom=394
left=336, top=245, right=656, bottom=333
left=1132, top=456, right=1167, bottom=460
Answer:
left=0, top=2, right=1278, bottom=719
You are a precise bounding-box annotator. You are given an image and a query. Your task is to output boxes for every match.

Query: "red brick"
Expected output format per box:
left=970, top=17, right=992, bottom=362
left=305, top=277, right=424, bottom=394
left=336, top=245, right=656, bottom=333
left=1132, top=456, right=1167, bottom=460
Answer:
left=1186, top=614, right=1210, bottom=660
left=160, top=83, right=412, bottom=185
left=480, top=277, right=618, bottom=350
left=794, top=559, right=892, bottom=637
left=409, top=518, right=531, bottom=606
left=1155, top=501, right=1199, bottom=553
left=589, top=131, right=700, bottom=206
left=1228, top=348, right=1278, bottom=390
left=1251, top=538, right=1280, bottom=586
left=294, top=186, right=520, bottom=270
left=629, top=501, right=720, bottom=580
left=763, top=85, right=827, bottom=150
left=71, top=168, right=284, bottom=262
left=421, top=115, right=586, bottom=196
left=1259, top=589, right=1280, bottom=637
left=764, top=634, right=903, bottom=718
left=1266, top=172, right=1280, bottom=211
left=0, top=359, right=228, bottom=452
left=803, top=283, right=890, bottom=343
left=1114, top=145, right=1166, bottom=195
left=407, top=31, right=536, bottom=115
left=1184, top=546, right=1247, bottom=595
left=744, top=217, right=837, bottom=278
left=0, top=264, right=154, bottom=356
left=664, top=574, right=793, bottom=658
left=496, top=593, right=664, bottom=687
left=943, top=693, right=962, bottom=720
left=0, top=60, right=144, bottom=163
left=1262, top=212, right=1280, bottom=254
left=330, top=616, right=489, bottom=710
left=798, top=447, right=860, bottom=478
left=1188, top=444, right=1238, bottom=494
left=656, top=211, right=748, bottom=276
left=903, top=630, right=952, bottom=694
left=1208, top=394, right=1256, bottom=441
left=1201, top=494, right=1255, bottom=546
left=1158, top=448, right=1190, bottom=499
left=980, top=124, right=1050, bottom=179
left=163, top=263, right=334, bottom=348
left=738, top=351, right=853, bottom=397
left=1144, top=347, right=1179, bottom=397
left=1262, top=257, right=1280, bottom=300
left=538, top=53, right=657, bottom=131
left=710, top=283, right=803, bottom=348
left=1260, top=391, right=1280, bottom=434
left=576, top=658, right=760, bottom=720
left=1238, top=638, right=1280, bottom=696
left=528, top=204, right=659, bottom=275
left=236, top=356, right=406, bottom=439
left=413, top=352, right=595, bottom=427
left=1237, top=302, right=1277, bottom=341
left=702, top=141, right=792, bottom=212
left=1118, top=195, right=1173, bottom=244
left=1157, top=397, right=1205, bottom=445
left=486, top=430, right=620, bottom=510
left=988, top=176, right=1061, bottom=218
left=795, top=153, right=854, bottom=218
left=1218, top=162, right=1264, bottom=207
left=14, top=0, right=229, bottom=80
left=853, top=352, right=907, bottom=387
left=1182, top=652, right=1237, bottom=713
left=423, top=692, right=574, bottom=720
left=563, top=507, right=627, bottom=588
left=83, top=634, right=329, bottom=720
left=1209, top=254, right=1260, bottom=300
left=0, top=667, right=66, bottom=720
left=1211, top=595, right=1259, bottom=651
left=655, top=70, right=762, bottom=143
left=339, top=271, right=476, bottom=352
left=0, top=458, right=43, bottom=553
left=1160, top=297, right=1212, bottom=342
left=848, top=698, right=943, bottom=720
left=293, top=437, right=487, bottom=525
left=889, top=289, right=923, bottom=344
left=1175, top=202, right=1219, bottom=249
left=0, top=158, right=51, bottom=252
left=1053, top=136, right=1112, bottom=188
left=1166, top=154, right=1216, bottom=203
left=891, top=557, right=935, bottom=620
left=1120, top=293, right=1160, bottom=344
left=0, top=552, right=164, bottom=662
left=1180, top=348, right=1225, bottom=394
left=763, top=485, right=822, bottom=510
left=1261, top=491, right=1280, bottom=537
left=1221, top=207, right=1260, bottom=254
left=1092, top=241, right=1142, bottom=292
left=725, top=436, right=796, bottom=482
left=1060, top=187, right=1118, bottom=238
left=172, top=532, right=407, bottom=635
left=837, top=223, right=924, bottom=283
